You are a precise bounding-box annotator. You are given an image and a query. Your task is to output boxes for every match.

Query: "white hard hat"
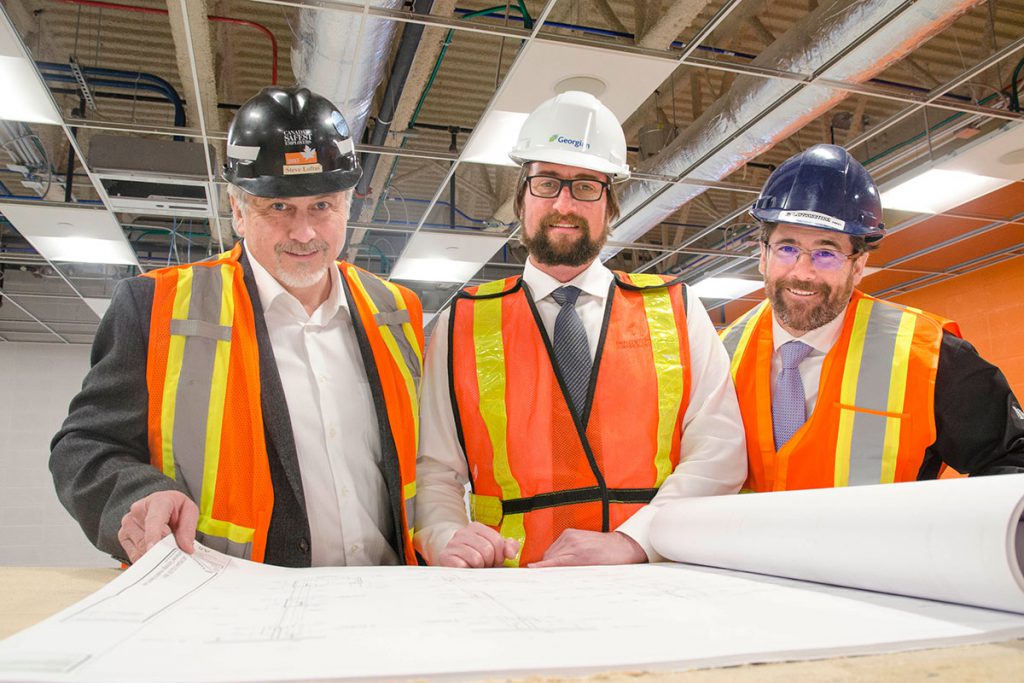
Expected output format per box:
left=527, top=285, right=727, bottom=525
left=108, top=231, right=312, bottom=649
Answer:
left=509, top=91, right=630, bottom=182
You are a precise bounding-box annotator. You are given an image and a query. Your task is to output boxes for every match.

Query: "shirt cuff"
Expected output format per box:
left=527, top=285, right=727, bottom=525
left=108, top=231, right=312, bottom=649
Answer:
left=413, top=522, right=462, bottom=566
left=614, top=505, right=664, bottom=563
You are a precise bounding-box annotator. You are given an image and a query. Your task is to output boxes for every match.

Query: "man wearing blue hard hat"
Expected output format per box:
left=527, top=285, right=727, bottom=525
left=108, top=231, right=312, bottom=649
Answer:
left=721, top=144, right=1024, bottom=492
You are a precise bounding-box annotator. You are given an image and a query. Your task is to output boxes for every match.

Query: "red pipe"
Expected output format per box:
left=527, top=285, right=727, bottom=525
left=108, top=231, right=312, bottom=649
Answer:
left=58, top=0, right=279, bottom=84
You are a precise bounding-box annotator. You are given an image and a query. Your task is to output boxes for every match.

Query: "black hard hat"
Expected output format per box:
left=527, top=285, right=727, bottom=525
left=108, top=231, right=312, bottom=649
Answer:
left=223, top=86, right=361, bottom=197
left=751, top=144, right=885, bottom=243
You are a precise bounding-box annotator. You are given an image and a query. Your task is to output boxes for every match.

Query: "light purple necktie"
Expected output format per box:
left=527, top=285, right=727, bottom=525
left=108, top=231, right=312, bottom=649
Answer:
left=772, top=341, right=814, bottom=450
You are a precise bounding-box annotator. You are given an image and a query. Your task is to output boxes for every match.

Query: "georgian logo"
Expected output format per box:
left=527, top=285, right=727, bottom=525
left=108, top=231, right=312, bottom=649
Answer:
left=548, top=133, right=591, bottom=150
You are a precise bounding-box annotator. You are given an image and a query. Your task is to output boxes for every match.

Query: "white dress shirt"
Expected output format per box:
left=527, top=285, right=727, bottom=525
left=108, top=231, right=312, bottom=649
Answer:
left=414, top=257, right=747, bottom=563
left=247, top=245, right=398, bottom=567
left=770, top=309, right=848, bottom=416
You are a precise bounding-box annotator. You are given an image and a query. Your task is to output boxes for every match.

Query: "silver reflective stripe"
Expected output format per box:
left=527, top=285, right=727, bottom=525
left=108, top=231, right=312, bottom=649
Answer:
left=846, top=302, right=905, bottom=486
left=227, top=143, right=260, bottom=161
left=374, top=309, right=411, bottom=327
left=169, top=318, right=232, bottom=342
left=721, top=303, right=763, bottom=359
left=170, top=266, right=224, bottom=505
left=405, top=494, right=415, bottom=528
left=356, top=270, right=421, bottom=382
left=195, top=531, right=252, bottom=560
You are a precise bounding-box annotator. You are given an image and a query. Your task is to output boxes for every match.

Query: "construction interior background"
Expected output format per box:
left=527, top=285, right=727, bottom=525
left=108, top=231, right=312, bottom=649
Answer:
left=0, top=0, right=1023, bottom=565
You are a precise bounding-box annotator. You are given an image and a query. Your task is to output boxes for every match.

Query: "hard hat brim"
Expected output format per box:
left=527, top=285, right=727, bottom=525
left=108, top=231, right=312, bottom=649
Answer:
left=226, top=167, right=362, bottom=198
left=750, top=206, right=885, bottom=241
left=510, top=148, right=630, bottom=183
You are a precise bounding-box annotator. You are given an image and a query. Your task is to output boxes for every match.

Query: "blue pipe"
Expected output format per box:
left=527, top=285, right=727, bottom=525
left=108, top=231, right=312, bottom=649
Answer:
left=383, top=196, right=495, bottom=225
left=37, top=62, right=186, bottom=127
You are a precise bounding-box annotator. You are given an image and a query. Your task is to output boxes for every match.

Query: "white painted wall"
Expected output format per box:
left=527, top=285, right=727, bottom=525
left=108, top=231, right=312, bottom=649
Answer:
left=0, top=343, right=117, bottom=567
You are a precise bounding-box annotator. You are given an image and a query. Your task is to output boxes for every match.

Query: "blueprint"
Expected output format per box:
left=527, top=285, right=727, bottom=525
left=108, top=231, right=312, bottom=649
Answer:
left=1, top=530, right=1024, bottom=682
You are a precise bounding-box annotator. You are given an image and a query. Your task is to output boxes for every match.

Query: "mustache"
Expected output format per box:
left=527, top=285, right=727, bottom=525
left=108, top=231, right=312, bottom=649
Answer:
left=778, top=277, right=830, bottom=295
left=539, top=212, right=589, bottom=231
left=275, top=240, right=328, bottom=256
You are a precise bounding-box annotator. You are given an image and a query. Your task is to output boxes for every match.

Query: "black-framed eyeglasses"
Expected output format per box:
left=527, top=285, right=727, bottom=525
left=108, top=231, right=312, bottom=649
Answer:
left=526, top=175, right=608, bottom=202
left=763, top=241, right=858, bottom=272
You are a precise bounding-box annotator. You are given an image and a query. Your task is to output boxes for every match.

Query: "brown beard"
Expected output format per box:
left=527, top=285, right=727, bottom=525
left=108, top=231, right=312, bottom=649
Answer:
left=520, top=212, right=607, bottom=267
left=767, top=274, right=854, bottom=332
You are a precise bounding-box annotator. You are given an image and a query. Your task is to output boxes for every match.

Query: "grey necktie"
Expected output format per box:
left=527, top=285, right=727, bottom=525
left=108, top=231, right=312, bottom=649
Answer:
left=550, top=286, right=591, bottom=417
left=772, top=341, right=814, bottom=450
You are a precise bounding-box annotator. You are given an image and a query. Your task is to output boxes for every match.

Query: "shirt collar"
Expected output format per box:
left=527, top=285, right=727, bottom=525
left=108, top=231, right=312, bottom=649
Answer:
left=771, top=303, right=847, bottom=356
left=244, top=241, right=347, bottom=321
left=522, top=257, right=613, bottom=303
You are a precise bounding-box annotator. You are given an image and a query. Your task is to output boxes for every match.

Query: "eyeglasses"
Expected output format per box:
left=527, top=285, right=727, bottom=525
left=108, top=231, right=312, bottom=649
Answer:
left=763, top=242, right=857, bottom=271
left=526, top=175, right=608, bottom=202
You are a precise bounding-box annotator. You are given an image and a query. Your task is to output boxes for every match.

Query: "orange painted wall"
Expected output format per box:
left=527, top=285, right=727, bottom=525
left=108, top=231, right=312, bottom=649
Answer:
left=888, top=255, right=1024, bottom=400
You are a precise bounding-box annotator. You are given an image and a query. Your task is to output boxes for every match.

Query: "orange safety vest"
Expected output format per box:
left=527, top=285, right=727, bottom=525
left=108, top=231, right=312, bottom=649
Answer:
left=720, top=289, right=960, bottom=492
left=450, top=272, right=691, bottom=566
left=144, top=244, right=423, bottom=564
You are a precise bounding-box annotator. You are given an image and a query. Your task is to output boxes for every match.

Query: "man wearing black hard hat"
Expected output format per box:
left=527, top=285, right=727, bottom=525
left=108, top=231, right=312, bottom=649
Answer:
left=51, top=87, right=424, bottom=568
left=721, top=144, right=1024, bottom=493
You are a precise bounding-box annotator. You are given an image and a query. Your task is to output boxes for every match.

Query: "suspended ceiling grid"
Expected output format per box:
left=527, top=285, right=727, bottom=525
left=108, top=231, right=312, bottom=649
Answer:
left=0, top=0, right=1022, bottom=343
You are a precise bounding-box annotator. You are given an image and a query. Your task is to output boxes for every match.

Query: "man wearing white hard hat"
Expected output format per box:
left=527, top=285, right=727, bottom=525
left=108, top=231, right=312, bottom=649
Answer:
left=414, top=91, right=747, bottom=568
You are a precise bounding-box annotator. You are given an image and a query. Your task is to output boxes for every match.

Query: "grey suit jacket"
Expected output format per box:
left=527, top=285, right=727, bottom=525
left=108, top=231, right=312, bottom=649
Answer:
left=50, top=249, right=347, bottom=567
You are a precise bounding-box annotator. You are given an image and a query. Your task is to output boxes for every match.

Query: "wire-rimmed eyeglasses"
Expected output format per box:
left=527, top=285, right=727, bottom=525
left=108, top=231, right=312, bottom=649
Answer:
left=526, top=175, right=608, bottom=202
left=763, top=241, right=858, bottom=272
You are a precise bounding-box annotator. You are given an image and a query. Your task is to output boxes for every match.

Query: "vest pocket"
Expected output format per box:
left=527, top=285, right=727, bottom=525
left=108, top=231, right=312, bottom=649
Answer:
left=835, top=405, right=910, bottom=486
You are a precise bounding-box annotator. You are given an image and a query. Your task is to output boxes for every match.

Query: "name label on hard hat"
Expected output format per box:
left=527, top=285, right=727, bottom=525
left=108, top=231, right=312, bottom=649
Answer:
left=777, top=210, right=846, bottom=232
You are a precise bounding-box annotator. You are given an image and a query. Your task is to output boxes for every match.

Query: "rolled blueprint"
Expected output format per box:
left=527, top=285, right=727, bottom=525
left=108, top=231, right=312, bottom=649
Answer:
left=650, top=474, right=1024, bottom=613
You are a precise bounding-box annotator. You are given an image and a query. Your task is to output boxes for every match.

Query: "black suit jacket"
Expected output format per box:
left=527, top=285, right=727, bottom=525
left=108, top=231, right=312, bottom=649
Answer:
left=50, top=250, right=315, bottom=566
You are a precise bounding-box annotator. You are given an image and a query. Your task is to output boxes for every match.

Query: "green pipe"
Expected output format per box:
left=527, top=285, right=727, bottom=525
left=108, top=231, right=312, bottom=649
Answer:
left=374, top=4, right=532, bottom=223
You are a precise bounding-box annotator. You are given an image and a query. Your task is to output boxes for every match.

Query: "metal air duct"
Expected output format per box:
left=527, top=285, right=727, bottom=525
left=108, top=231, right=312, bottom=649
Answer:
left=291, top=0, right=404, bottom=145
left=605, top=0, right=985, bottom=259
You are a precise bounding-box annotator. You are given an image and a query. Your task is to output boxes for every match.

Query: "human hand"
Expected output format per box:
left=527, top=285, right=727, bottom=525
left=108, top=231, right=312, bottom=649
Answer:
left=528, top=529, right=648, bottom=568
left=117, top=490, right=199, bottom=563
left=437, top=522, right=519, bottom=568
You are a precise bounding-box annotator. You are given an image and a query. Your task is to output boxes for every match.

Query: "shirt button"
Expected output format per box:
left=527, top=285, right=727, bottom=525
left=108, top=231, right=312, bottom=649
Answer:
left=329, top=428, right=337, bottom=438
left=298, top=538, right=309, bottom=553
left=350, top=544, right=360, bottom=554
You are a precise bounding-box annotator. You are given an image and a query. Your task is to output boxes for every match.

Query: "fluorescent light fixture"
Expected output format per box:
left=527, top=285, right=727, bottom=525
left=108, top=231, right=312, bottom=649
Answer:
left=391, top=257, right=485, bottom=283
left=0, top=204, right=139, bottom=266
left=390, top=231, right=508, bottom=283
left=881, top=169, right=1010, bottom=214
left=460, top=40, right=678, bottom=168
left=880, top=121, right=1024, bottom=215
left=0, top=10, right=62, bottom=124
left=460, top=110, right=528, bottom=167
left=83, top=298, right=112, bottom=319
left=689, top=277, right=763, bottom=301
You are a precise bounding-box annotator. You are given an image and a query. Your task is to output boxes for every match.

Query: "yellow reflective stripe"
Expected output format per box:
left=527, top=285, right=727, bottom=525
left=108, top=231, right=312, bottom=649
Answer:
left=199, top=264, right=235, bottom=523
left=403, top=480, right=416, bottom=500
left=628, top=274, right=683, bottom=486
left=834, top=298, right=873, bottom=487
left=472, top=280, right=525, bottom=567
left=196, top=515, right=254, bottom=545
left=469, top=493, right=504, bottom=526
left=727, top=301, right=768, bottom=382
left=880, top=311, right=916, bottom=483
left=160, top=267, right=194, bottom=479
left=347, top=270, right=420, bottom=444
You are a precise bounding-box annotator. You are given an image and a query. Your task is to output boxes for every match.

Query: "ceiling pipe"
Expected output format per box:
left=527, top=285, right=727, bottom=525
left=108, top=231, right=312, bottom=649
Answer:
left=349, top=0, right=436, bottom=221
left=604, top=0, right=986, bottom=260
left=291, top=0, right=405, bottom=146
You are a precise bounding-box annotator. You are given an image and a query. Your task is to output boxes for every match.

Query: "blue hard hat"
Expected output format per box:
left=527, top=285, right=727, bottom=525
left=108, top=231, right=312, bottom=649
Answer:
left=750, top=144, right=885, bottom=242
